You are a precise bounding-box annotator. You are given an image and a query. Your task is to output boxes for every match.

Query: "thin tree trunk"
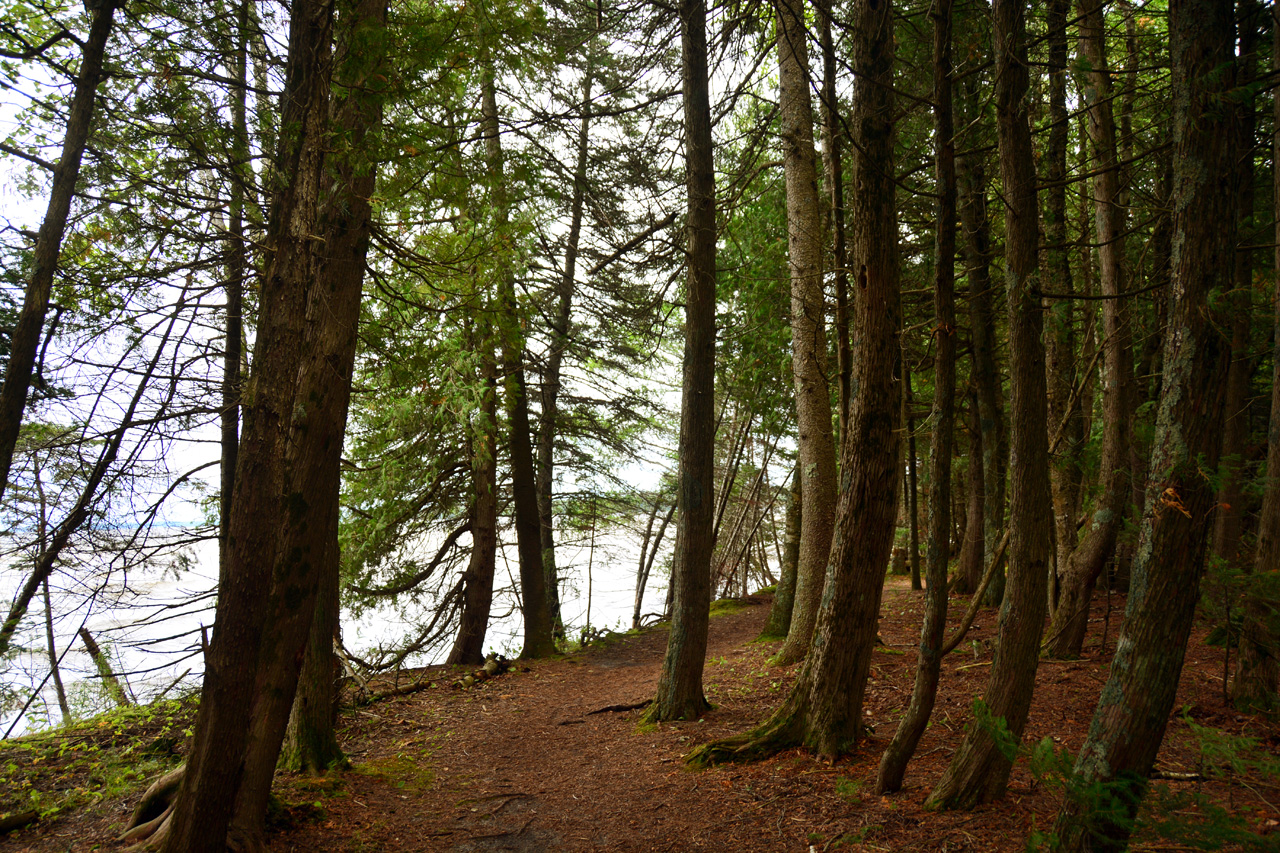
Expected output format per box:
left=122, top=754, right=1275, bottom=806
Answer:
left=536, top=67, right=595, bottom=643
left=1042, top=0, right=1080, bottom=601
left=477, top=57, right=556, bottom=660
left=1231, top=0, right=1280, bottom=712
left=904, top=363, right=921, bottom=591
left=954, top=392, right=984, bottom=594
left=80, top=628, right=130, bottom=708
left=1053, top=0, right=1236, bottom=844
left=761, top=464, right=801, bottom=639
left=956, top=77, right=1007, bottom=609
left=43, top=579, right=69, bottom=722
left=0, top=1, right=117, bottom=506
left=450, top=343, right=499, bottom=665
left=1044, top=0, right=1134, bottom=660
left=774, top=0, right=837, bottom=667
left=927, top=0, right=1051, bottom=809
left=876, top=0, right=954, bottom=791
left=645, top=0, right=716, bottom=722
left=634, top=496, right=675, bottom=629
left=219, top=0, right=249, bottom=587
left=816, top=0, right=850, bottom=433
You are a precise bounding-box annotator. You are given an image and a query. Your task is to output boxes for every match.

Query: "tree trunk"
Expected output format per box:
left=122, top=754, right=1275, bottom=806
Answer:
left=956, top=77, right=1007, bottom=610
left=1044, top=0, right=1134, bottom=660
left=904, top=362, right=921, bottom=591
left=450, top=344, right=499, bottom=666
left=634, top=495, right=675, bottom=629
left=1052, top=0, right=1236, bottom=844
left=477, top=57, right=556, bottom=660
left=1230, top=0, right=1280, bottom=713
left=1042, top=0, right=1080, bottom=599
left=536, top=68, right=595, bottom=643
left=761, top=465, right=801, bottom=639
left=926, top=0, right=1051, bottom=810
left=80, top=628, right=130, bottom=708
left=645, top=0, right=716, bottom=722
left=1210, top=0, right=1259, bottom=575
left=0, top=0, right=116, bottom=507
left=876, top=0, right=954, bottom=792
left=690, top=0, right=897, bottom=764
left=954, top=392, right=984, bottom=594
left=773, top=0, right=837, bottom=667
left=157, top=2, right=334, bottom=849
left=816, top=0, right=849, bottom=434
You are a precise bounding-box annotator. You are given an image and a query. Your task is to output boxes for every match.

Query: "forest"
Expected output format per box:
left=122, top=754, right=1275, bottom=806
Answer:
left=0, top=0, right=1278, bottom=849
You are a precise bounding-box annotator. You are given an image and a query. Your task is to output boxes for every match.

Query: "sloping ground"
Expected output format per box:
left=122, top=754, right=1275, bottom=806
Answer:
left=4, top=578, right=1278, bottom=852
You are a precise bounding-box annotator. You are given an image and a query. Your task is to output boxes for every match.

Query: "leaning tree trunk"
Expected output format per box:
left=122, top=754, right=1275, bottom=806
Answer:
left=926, top=0, right=1052, bottom=810
left=1052, top=0, right=1236, bottom=846
left=1232, top=2, right=1280, bottom=711
left=773, top=0, right=837, bottom=668
left=689, top=0, right=897, bottom=766
left=157, top=1, right=334, bottom=850
left=277, top=0, right=388, bottom=775
left=0, top=0, right=116, bottom=508
left=644, top=0, right=716, bottom=723
left=875, top=0, right=954, bottom=793
left=1044, top=0, right=1133, bottom=660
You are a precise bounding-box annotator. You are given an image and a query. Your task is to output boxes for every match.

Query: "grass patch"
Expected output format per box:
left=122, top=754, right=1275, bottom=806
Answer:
left=0, top=697, right=195, bottom=828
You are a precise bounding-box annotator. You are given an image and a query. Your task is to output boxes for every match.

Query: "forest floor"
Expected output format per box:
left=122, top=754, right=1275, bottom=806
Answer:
left=3, top=577, right=1279, bottom=852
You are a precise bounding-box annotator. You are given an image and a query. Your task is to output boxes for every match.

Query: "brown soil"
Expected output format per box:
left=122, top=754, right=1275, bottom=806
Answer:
left=4, top=578, right=1278, bottom=852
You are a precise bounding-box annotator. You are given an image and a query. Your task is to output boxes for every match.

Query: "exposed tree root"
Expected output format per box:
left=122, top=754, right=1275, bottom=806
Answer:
left=685, top=696, right=806, bottom=769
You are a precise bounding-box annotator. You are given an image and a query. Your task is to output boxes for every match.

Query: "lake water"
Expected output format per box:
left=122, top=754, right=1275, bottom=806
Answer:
left=0, top=522, right=674, bottom=738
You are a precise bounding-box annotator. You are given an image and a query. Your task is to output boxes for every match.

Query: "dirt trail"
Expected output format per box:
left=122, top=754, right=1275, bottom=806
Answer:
left=6, top=579, right=1276, bottom=852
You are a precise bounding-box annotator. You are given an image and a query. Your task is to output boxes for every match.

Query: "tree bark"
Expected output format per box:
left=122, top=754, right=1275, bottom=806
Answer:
left=157, top=1, right=334, bottom=848
left=1052, top=0, right=1236, bottom=844
left=536, top=67, right=595, bottom=643
left=760, top=465, right=800, bottom=639
left=1042, top=0, right=1080, bottom=598
left=477, top=55, right=556, bottom=660
left=1044, top=0, right=1134, bottom=660
left=876, top=0, right=954, bottom=792
left=956, top=76, right=1007, bottom=609
left=1231, top=0, right=1280, bottom=713
left=954, top=392, right=984, bottom=594
left=645, top=0, right=716, bottom=722
left=449, top=342, right=499, bottom=666
left=689, top=0, right=897, bottom=764
left=816, top=0, right=850, bottom=434
left=0, top=1, right=116, bottom=507
left=904, top=362, right=921, bottom=591
left=773, top=0, right=837, bottom=667
left=926, top=0, right=1051, bottom=809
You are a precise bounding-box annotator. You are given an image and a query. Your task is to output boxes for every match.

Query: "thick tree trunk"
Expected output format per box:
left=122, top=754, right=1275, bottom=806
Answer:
left=761, top=465, right=801, bottom=639
left=449, top=345, right=499, bottom=666
left=1044, top=0, right=1133, bottom=660
left=1042, top=0, right=1080, bottom=598
left=926, top=0, right=1051, bottom=810
left=876, top=0, right=953, bottom=792
left=1052, top=0, right=1236, bottom=845
left=645, top=0, right=716, bottom=722
left=690, top=0, right=897, bottom=764
left=157, top=2, right=334, bottom=850
left=0, top=1, right=116, bottom=507
left=773, top=0, right=837, bottom=667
